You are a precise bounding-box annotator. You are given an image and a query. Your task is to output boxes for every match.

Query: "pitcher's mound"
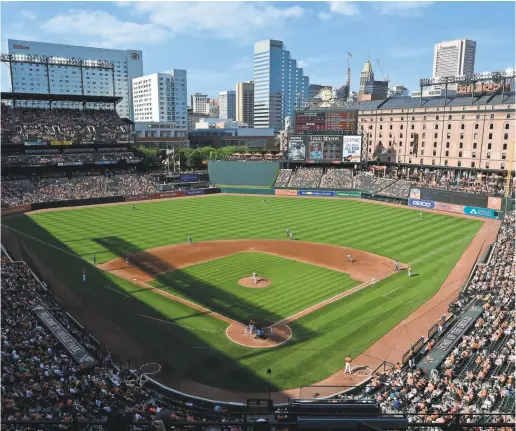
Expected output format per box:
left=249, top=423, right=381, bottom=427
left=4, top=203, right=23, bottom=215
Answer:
left=238, top=277, right=272, bottom=288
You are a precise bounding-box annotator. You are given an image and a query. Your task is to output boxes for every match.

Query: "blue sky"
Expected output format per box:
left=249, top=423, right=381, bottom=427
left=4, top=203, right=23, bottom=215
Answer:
left=1, top=1, right=514, bottom=99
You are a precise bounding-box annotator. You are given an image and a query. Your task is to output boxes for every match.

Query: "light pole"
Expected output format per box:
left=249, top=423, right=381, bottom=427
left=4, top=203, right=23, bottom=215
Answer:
left=267, top=368, right=272, bottom=407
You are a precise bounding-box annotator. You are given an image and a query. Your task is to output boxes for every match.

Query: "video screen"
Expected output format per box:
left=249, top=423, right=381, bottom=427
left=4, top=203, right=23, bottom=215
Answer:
left=287, top=135, right=306, bottom=162
left=307, top=136, right=342, bottom=164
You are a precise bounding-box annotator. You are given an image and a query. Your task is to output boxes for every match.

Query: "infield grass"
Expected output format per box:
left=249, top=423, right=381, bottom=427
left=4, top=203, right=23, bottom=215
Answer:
left=3, top=195, right=484, bottom=393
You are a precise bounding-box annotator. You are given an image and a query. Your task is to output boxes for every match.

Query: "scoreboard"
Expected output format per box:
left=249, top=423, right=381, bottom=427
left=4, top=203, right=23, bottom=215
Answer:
left=294, top=110, right=358, bottom=134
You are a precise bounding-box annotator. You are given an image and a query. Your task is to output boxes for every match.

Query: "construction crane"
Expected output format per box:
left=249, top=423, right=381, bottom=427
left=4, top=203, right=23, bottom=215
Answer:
left=376, top=58, right=389, bottom=82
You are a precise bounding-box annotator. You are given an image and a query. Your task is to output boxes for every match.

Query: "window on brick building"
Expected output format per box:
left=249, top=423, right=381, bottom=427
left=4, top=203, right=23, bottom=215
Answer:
left=488, top=143, right=492, bottom=150
left=445, top=151, right=449, bottom=156
left=459, top=142, right=463, bottom=149
left=447, top=124, right=451, bottom=130
left=458, top=161, right=462, bottom=167
left=474, top=124, right=479, bottom=129
left=448, top=115, right=452, bottom=120
left=505, top=123, right=510, bottom=129
left=489, top=123, right=494, bottom=129
left=458, top=151, right=462, bottom=157
left=460, top=124, right=465, bottom=130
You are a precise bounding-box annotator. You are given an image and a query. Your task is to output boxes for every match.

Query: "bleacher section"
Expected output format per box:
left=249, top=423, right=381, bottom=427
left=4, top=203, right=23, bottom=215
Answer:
left=287, top=167, right=324, bottom=188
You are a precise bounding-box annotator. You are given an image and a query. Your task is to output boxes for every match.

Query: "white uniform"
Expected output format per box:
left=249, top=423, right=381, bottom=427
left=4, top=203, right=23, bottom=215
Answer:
left=252, top=272, right=257, bottom=284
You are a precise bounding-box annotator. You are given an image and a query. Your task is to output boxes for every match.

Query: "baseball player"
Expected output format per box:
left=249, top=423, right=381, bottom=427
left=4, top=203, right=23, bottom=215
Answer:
left=344, top=355, right=352, bottom=374
left=252, top=272, right=257, bottom=284
left=93, top=255, right=96, bottom=265
left=419, top=212, right=424, bottom=218
left=289, top=231, right=294, bottom=240
left=125, top=256, right=130, bottom=265
left=188, top=236, right=192, bottom=244
left=347, top=254, right=353, bottom=263
left=248, top=319, right=256, bottom=335
left=132, top=206, right=136, bottom=211
left=82, top=269, right=86, bottom=282
left=263, top=199, right=268, bottom=204
left=408, top=267, right=412, bottom=277
left=286, top=227, right=290, bottom=237
left=394, top=260, right=399, bottom=271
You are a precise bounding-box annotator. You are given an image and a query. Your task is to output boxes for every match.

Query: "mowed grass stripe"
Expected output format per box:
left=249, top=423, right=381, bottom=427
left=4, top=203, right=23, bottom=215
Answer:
left=4, top=195, right=484, bottom=391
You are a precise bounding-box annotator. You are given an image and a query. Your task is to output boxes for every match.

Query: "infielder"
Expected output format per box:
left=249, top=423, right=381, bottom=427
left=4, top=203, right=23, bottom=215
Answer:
left=344, top=355, right=352, bottom=374
left=394, top=260, right=399, bottom=271
left=188, top=236, right=192, bottom=244
left=347, top=254, right=353, bottom=263
left=289, top=231, right=294, bottom=240
left=125, top=256, right=130, bottom=265
left=252, top=272, right=257, bottom=284
left=82, top=269, right=86, bottom=282
left=93, top=255, right=96, bottom=265
left=286, top=227, right=290, bottom=237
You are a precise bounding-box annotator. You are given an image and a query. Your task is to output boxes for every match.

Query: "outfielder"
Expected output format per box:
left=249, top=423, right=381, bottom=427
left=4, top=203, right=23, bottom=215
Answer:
left=419, top=212, right=424, bottom=218
left=252, top=272, right=257, bottom=284
left=408, top=267, right=412, bottom=277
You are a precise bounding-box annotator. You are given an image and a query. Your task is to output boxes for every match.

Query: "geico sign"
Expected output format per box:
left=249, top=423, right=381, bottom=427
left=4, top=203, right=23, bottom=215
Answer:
left=409, top=199, right=434, bottom=208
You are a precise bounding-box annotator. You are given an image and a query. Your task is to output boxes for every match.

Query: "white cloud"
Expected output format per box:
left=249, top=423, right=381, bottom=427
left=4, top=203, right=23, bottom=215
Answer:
left=298, top=60, right=309, bottom=68
left=319, top=1, right=360, bottom=20
left=20, top=10, right=37, bottom=20
left=123, top=2, right=306, bottom=43
left=40, top=9, right=172, bottom=48
left=390, top=47, right=432, bottom=59
left=374, top=2, right=433, bottom=16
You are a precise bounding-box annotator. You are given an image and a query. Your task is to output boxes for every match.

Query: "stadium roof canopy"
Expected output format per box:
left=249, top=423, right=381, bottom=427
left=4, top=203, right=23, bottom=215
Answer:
left=358, top=92, right=515, bottom=111
left=1, top=92, right=123, bottom=105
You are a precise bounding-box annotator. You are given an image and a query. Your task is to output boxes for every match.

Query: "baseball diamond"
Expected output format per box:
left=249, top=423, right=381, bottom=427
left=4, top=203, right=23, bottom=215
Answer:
left=1, top=194, right=499, bottom=403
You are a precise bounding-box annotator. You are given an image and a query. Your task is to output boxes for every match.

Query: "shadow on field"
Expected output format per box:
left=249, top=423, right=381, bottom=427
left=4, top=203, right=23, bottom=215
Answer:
left=1, top=215, right=290, bottom=395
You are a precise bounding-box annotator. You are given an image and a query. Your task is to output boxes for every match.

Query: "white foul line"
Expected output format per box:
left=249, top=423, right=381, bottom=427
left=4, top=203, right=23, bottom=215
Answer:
left=383, top=285, right=404, bottom=297
left=104, top=285, right=130, bottom=299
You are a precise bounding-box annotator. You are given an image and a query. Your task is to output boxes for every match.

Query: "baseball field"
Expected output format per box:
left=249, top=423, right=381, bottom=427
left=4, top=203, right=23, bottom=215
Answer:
left=2, top=194, right=486, bottom=400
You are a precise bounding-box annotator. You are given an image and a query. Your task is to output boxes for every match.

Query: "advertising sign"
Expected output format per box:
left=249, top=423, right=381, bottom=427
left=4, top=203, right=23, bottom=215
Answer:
left=341, top=136, right=362, bottom=163
left=30, top=303, right=97, bottom=368
left=464, top=206, right=497, bottom=219
left=434, top=202, right=465, bottom=214
left=126, top=194, right=152, bottom=202
left=487, top=197, right=502, bottom=211
left=185, top=189, right=205, bottom=196
left=180, top=174, right=199, bottom=182
left=307, top=136, right=342, bottom=163
left=275, top=189, right=298, bottom=196
left=336, top=191, right=361, bottom=198
left=95, top=160, right=117, bottom=165
left=24, top=139, right=48, bottom=147
left=409, top=188, right=421, bottom=200
left=288, top=135, right=306, bottom=162
left=50, top=140, right=73, bottom=146
left=418, top=304, right=483, bottom=371
left=408, top=198, right=435, bottom=209
left=298, top=190, right=336, bottom=197
left=151, top=191, right=186, bottom=200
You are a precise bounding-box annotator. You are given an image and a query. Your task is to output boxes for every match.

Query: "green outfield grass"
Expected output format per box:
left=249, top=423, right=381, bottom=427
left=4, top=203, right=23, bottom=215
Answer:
left=149, top=252, right=359, bottom=323
left=3, top=195, right=484, bottom=393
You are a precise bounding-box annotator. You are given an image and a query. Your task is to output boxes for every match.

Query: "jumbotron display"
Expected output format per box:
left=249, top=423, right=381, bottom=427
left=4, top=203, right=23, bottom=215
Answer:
left=294, top=109, right=358, bottom=134
left=287, top=135, right=362, bottom=164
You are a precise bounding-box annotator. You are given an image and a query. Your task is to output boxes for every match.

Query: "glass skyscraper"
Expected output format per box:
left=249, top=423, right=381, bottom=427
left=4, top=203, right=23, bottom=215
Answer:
left=253, top=40, right=309, bottom=132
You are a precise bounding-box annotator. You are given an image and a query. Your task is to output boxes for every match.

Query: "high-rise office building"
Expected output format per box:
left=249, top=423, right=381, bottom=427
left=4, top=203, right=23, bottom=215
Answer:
left=433, top=39, right=476, bottom=79
left=132, top=70, right=187, bottom=131
left=253, top=40, right=309, bottom=131
left=191, top=93, right=209, bottom=113
left=219, top=90, right=236, bottom=120
left=7, top=39, right=143, bottom=120
left=236, top=81, right=254, bottom=127
left=309, top=84, right=325, bottom=99
left=359, top=60, right=374, bottom=97
left=208, top=98, right=220, bottom=117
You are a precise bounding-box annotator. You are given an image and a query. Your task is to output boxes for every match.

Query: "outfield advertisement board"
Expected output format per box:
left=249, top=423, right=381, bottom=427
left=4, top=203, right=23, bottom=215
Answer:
left=408, top=198, right=435, bottom=209
left=185, top=189, right=205, bottom=196
left=306, top=136, right=342, bottom=164
left=30, top=303, right=98, bottom=368
left=409, top=188, right=421, bottom=199
left=434, top=202, right=465, bottom=214
left=464, top=206, right=497, bottom=219
left=336, top=191, right=361, bottom=198
left=298, top=190, right=336, bottom=197
left=151, top=191, right=186, bottom=199
left=487, top=197, right=502, bottom=210
left=287, top=135, right=307, bottom=162
left=50, top=140, right=73, bottom=146
left=180, top=174, right=199, bottom=182
left=126, top=194, right=152, bottom=202
left=275, top=189, right=298, bottom=196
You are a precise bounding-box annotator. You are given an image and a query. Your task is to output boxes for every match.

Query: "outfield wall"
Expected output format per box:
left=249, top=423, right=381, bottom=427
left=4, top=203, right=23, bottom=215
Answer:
left=208, top=161, right=280, bottom=186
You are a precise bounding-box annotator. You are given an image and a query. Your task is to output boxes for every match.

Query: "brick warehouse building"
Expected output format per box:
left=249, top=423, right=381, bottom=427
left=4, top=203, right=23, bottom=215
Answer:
left=357, top=92, right=514, bottom=171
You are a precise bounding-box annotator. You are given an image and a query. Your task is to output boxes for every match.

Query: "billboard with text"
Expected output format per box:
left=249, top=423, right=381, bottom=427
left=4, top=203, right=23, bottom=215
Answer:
left=342, top=136, right=362, bottom=163
left=408, top=198, right=435, bottom=209
left=306, top=136, right=342, bottom=164
left=287, top=135, right=306, bottom=162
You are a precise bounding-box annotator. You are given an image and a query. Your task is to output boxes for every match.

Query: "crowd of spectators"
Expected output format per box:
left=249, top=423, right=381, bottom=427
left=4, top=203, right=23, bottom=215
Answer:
left=274, top=169, right=292, bottom=188
left=416, top=177, right=511, bottom=198
left=1, top=260, right=234, bottom=426
left=320, top=168, right=354, bottom=189
left=2, top=151, right=140, bottom=167
left=1, top=174, right=158, bottom=208
left=1, top=104, right=133, bottom=145
left=351, top=212, right=515, bottom=425
left=287, top=167, right=324, bottom=189
left=378, top=180, right=414, bottom=199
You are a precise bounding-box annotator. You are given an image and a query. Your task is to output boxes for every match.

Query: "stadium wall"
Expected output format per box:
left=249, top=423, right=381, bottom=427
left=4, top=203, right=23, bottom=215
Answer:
left=208, top=161, right=280, bottom=186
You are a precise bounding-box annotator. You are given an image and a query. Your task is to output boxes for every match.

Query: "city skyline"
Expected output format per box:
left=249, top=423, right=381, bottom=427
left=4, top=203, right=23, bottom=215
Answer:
left=1, top=1, right=514, bottom=100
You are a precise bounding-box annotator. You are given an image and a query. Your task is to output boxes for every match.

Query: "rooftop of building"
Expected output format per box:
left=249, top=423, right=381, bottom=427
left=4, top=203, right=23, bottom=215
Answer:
left=358, top=91, right=515, bottom=111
